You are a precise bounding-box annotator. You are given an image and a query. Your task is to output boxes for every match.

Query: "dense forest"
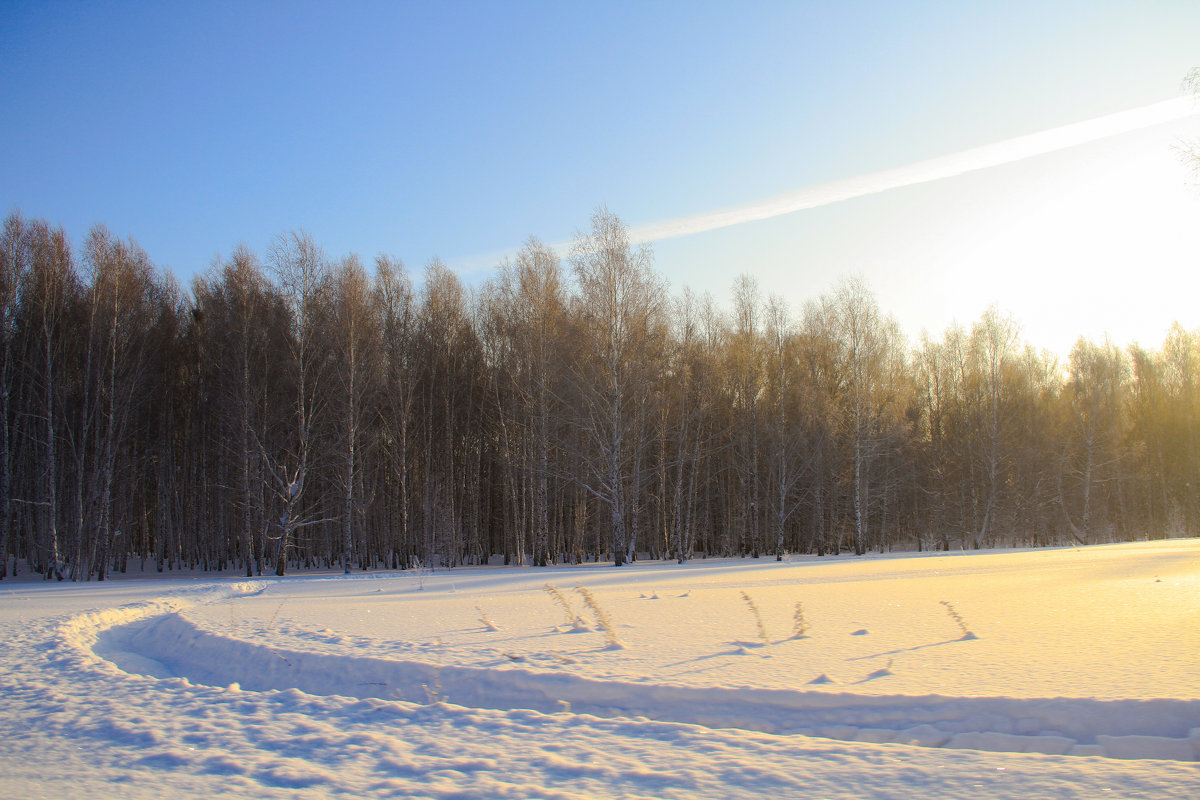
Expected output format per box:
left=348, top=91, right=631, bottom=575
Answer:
left=2, top=207, right=1197, bottom=581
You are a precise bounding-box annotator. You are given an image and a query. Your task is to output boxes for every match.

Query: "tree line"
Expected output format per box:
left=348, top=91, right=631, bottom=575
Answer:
left=2, top=207, right=1197, bottom=581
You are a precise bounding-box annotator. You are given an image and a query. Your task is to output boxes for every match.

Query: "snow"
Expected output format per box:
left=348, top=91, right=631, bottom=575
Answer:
left=1, top=540, right=1198, bottom=798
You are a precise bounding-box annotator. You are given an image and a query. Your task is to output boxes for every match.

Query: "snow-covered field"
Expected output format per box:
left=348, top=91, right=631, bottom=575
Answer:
left=2, top=540, right=1198, bottom=799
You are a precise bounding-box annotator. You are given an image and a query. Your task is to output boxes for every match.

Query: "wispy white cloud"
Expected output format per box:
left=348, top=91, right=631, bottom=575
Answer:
left=627, top=97, right=1200, bottom=244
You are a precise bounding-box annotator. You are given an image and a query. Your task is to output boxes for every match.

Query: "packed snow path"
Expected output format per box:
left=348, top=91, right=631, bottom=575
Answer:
left=2, top=540, right=1198, bottom=799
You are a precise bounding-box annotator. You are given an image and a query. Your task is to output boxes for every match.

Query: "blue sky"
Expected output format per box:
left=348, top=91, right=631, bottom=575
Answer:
left=3, top=1, right=1199, bottom=353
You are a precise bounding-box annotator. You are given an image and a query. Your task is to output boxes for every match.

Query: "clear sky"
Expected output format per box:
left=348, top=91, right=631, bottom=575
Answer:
left=3, top=0, right=1198, bottom=355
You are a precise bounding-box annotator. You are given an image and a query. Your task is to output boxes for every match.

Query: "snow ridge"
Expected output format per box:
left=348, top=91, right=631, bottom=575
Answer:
left=57, top=581, right=268, bottom=674
left=91, top=606, right=1200, bottom=762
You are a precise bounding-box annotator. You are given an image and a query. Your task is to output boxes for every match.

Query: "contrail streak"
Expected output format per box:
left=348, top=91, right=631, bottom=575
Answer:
left=453, top=97, right=1197, bottom=274
left=627, top=97, right=1199, bottom=244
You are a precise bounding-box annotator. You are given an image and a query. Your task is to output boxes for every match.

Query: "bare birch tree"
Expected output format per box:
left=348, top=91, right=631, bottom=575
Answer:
left=266, top=231, right=328, bottom=575
left=23, top=221, right=75, bottom=578
left=492, top=238, right=567, bottom=565
left=831, top=277, right=908, bottom=555
left=0, top=213, right=28, bottom=578
left=967, top=307, right=1019, bottom=546
left=569, top=208, right=665, bottom=565
left=329, top=254, right=379, bottom=573
left=730, top=275, right=764, bottom=556
left=1059, top=339, right=1129, bottom=544
left=373, top=254, right=417, bottom=567
left=764, top=294, right=808, bottom=560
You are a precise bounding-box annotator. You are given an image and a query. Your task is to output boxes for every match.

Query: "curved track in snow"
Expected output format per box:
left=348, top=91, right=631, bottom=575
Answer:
left=86, top=596, right=1200, bottom=762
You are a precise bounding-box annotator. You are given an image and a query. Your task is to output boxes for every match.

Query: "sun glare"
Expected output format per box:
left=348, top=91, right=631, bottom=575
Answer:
left=821, top=117, right=1200, bottom=358
left=950, top=123, right=1200, bottom=356
left=641, top=104, right=1200, bottom=359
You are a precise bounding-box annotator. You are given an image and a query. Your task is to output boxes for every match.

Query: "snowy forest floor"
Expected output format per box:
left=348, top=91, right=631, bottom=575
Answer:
left=1, top=540, right=1198, bottom=799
